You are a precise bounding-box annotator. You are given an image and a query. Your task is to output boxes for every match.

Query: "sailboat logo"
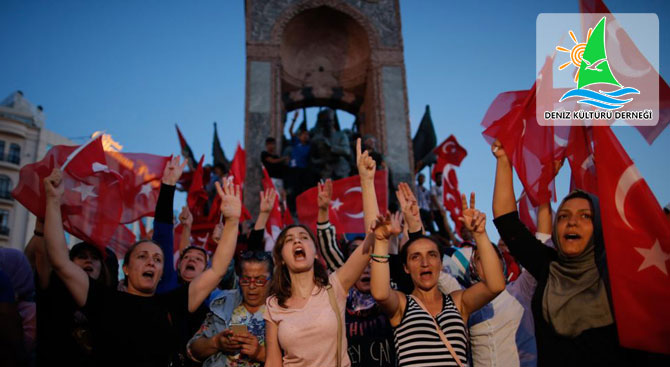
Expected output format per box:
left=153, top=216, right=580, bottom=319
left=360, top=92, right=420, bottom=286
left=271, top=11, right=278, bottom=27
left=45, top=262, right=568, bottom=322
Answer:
left=556, top=17, right=639, bottom=110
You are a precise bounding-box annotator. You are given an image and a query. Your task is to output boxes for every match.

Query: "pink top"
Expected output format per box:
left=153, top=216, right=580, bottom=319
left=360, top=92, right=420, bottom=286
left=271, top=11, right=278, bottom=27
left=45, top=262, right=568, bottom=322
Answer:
left=264, top=272, right=350, bottom=367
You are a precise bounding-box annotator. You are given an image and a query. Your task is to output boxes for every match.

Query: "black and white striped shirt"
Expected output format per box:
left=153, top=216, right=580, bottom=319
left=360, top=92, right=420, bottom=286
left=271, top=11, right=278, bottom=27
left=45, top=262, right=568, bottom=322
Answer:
left=394, top=293, right=469, bottom=367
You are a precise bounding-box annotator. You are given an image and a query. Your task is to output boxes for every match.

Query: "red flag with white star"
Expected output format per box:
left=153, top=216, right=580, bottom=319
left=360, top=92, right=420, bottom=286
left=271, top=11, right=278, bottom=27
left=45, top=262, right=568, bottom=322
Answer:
left=104, top=151, right=170, bottom=223
left=593, top=126, right=670, bottom=354
left=12, top=143, right=125, bottom=252
left=296, top=170, right=387, bottom=234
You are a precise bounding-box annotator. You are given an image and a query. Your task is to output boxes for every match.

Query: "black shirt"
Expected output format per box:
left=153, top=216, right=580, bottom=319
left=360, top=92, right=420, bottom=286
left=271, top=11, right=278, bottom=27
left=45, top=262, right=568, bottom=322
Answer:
left=36, top=273, right=95, bottom=367
left=493, top=211, right=646, bottom=367
left=84, top=281, right=196, bottom=367
left=261, top=151, right=284, bottom=179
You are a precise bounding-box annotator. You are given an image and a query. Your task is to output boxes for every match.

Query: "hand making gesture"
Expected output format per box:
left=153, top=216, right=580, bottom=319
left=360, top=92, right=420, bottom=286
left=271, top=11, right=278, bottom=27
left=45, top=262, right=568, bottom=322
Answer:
left=356, top=138, right=376, bottom=182
left=317, top=179, right=333, bottom=211
left=259, top=187, right=277, bottom=214
left=215, top=180, right=241, bottom=221
left=459, top=192, right=486, bottom=235
left=44, top=168, right=65, bottom=200
left=395, top=182, right=422, bottom=233
left=162, top=155, right=187, bottom=186
left=179, top=205, right=193, bottom=228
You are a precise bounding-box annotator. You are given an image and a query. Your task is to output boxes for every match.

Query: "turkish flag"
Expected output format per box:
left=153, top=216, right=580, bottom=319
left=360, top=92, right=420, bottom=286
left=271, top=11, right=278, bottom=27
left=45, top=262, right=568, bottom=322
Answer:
left=61, top=136, right=107, bottom=180
left=107, top=224, right=138, bottom=257
left=12, top=143, right=125, bottom=252
left=580, top=0, right=669, bottom=145
left=187, top=155, right=208, bottom=215
left=296, top=170, right=388, bottom=234
left=566, top=126, right=598, bottom=193
left=481, top=57, right=566, bottom=206
left=104, top=151, right=170, bottom=224
left=441, top=164, right=464, bottom=236
left=262, top=167, right=284, bottom=239
left=593, top=126, right=670, bottom=354
left=432, top=135, right=467, bottom=182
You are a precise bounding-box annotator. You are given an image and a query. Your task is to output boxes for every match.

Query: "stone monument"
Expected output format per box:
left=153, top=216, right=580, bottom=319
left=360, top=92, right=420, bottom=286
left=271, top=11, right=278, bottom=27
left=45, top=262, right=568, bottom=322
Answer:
left=244, top=0, right=413, bottom=215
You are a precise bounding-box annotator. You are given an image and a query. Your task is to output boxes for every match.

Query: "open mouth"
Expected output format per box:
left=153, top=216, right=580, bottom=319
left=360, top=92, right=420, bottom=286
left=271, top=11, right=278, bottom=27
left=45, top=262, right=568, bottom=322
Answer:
left=185, top=264, right=195, bottom=271
left=564, top=233, right=582, bottom=241
left=293, top=247, right=306, bottom=261
left=360, top=276, right=370, bottom=283
left=83, top=265, right=94, bottom=273
left=142, top=270, right=155, bottom=280
left=420, top=270, right=432, bottom=279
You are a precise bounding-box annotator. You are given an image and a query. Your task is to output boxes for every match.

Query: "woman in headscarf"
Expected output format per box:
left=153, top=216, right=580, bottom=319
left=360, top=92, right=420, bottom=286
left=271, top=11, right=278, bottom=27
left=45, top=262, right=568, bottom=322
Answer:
left=490, top=139, right=639, bottom=366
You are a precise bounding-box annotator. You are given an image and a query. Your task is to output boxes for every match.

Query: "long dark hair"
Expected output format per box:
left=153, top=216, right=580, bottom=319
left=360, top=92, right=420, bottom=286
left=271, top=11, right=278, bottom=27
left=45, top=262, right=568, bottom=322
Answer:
left=270, top=224, right=329, bottom=308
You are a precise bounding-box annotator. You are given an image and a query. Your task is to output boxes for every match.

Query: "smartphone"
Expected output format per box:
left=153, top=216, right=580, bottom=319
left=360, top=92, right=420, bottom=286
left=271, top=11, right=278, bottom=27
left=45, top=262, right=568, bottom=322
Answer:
left=229, top=324, right=248, bottom=335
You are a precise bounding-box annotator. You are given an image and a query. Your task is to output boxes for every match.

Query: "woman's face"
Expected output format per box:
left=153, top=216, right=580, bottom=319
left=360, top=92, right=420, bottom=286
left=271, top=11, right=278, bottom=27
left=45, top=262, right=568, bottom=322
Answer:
left=123, top=242, right=164, bottom=296
left=72, top=249, right=102, bottom=280
left=404, top=239, right=442, bottom=291
left=556, top=198, right=594, bottom=257
left=280, top=227, right=317, bottom=274
left=178, top=248, right=207, bottom=282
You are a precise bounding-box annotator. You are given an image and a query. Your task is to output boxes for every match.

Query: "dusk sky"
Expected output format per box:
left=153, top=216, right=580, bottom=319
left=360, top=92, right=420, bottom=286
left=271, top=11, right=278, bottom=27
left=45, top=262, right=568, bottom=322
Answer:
left=2, top=0, right=669, bottom=239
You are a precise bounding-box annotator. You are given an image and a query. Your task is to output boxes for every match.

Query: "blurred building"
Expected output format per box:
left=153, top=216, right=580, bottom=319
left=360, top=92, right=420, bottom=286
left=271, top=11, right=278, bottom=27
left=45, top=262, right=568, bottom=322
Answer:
left=0, top=90, right=73, bottom=250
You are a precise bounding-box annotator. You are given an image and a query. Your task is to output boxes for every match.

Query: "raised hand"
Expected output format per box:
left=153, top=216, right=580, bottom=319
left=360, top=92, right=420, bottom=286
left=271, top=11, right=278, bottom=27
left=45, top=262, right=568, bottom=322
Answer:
left=161, top=155, right=187, bottom=186
left=370, top=213, right=394, bottom=241
left=215, top=180, right=241, bottom=221
left=395, top=182, right=421, bottom=232
left=356, top=138, right=376, bottom=182
left=389, top=211, right=403, bottom=237
left=259, top=187, right=277, bottom=214
left=178, top=205, right=193, bottom=228
left=459, top=192, right=486, bottom=234
left=317, top=179, right=333, bottom=211
left=44, top=168, right=65, bottom=200
left=491, top=139, right=508, bottom=160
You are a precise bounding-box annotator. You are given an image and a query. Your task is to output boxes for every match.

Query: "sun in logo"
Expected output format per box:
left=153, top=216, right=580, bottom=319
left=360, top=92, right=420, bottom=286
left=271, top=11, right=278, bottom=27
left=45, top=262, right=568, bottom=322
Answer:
left=556, top=28, right=593, bottom=82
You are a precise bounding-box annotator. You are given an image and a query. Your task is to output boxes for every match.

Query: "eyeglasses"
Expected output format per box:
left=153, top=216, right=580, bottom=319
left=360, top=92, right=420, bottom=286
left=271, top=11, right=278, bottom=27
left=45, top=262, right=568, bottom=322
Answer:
left=239, top=276, right=270, bottom=287
left=240, top=251, right=272, bottom=261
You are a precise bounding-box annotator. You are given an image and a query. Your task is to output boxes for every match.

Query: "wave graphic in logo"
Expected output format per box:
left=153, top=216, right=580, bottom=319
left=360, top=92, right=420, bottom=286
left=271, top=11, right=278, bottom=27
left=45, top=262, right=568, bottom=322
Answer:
left=559, top=87, right=639, bottom=110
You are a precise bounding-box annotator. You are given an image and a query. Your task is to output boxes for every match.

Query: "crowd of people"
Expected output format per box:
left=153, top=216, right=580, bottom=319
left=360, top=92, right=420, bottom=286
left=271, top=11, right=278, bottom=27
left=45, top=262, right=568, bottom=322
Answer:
left=261, top=108, right=385, bottom=217
left=1, top=132, right=669, bottom=367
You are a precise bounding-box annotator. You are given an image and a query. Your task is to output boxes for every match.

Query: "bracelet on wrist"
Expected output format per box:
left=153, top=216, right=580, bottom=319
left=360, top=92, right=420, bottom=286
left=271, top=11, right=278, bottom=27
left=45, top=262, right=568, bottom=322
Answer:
left=371, top=253, right=390, bottom=259
left=370, top=257, right=390, bottom=264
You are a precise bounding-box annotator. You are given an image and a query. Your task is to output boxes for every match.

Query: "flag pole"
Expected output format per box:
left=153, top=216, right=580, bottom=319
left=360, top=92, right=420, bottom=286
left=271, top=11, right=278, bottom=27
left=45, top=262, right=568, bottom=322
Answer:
left=61, top=134, right=102, bottom=171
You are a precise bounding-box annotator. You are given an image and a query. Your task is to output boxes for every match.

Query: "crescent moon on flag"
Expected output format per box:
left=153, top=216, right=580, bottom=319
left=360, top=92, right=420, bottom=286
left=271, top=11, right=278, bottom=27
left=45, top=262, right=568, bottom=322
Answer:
left=343, top=186, right=365, bottom=219
left=442, top=140, right=456, bottom=154
left=615, top=164, right=642, bottom=229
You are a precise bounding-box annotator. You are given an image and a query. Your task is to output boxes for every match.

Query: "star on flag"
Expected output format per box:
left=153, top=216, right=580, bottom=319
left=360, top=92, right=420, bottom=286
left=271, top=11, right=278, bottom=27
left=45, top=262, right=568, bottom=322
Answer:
left=634, top=240, right=670, bottom=276
left=331, top=197, right=343, bottom=211
left=72, top=183, right=97, bottom=201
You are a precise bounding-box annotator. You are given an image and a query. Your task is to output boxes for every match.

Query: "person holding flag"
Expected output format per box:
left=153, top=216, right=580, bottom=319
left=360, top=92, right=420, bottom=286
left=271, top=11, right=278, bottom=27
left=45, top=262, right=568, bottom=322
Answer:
left=490, top=140, right=641, bottom=366
left=42, top=166, right=243, bottom=367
